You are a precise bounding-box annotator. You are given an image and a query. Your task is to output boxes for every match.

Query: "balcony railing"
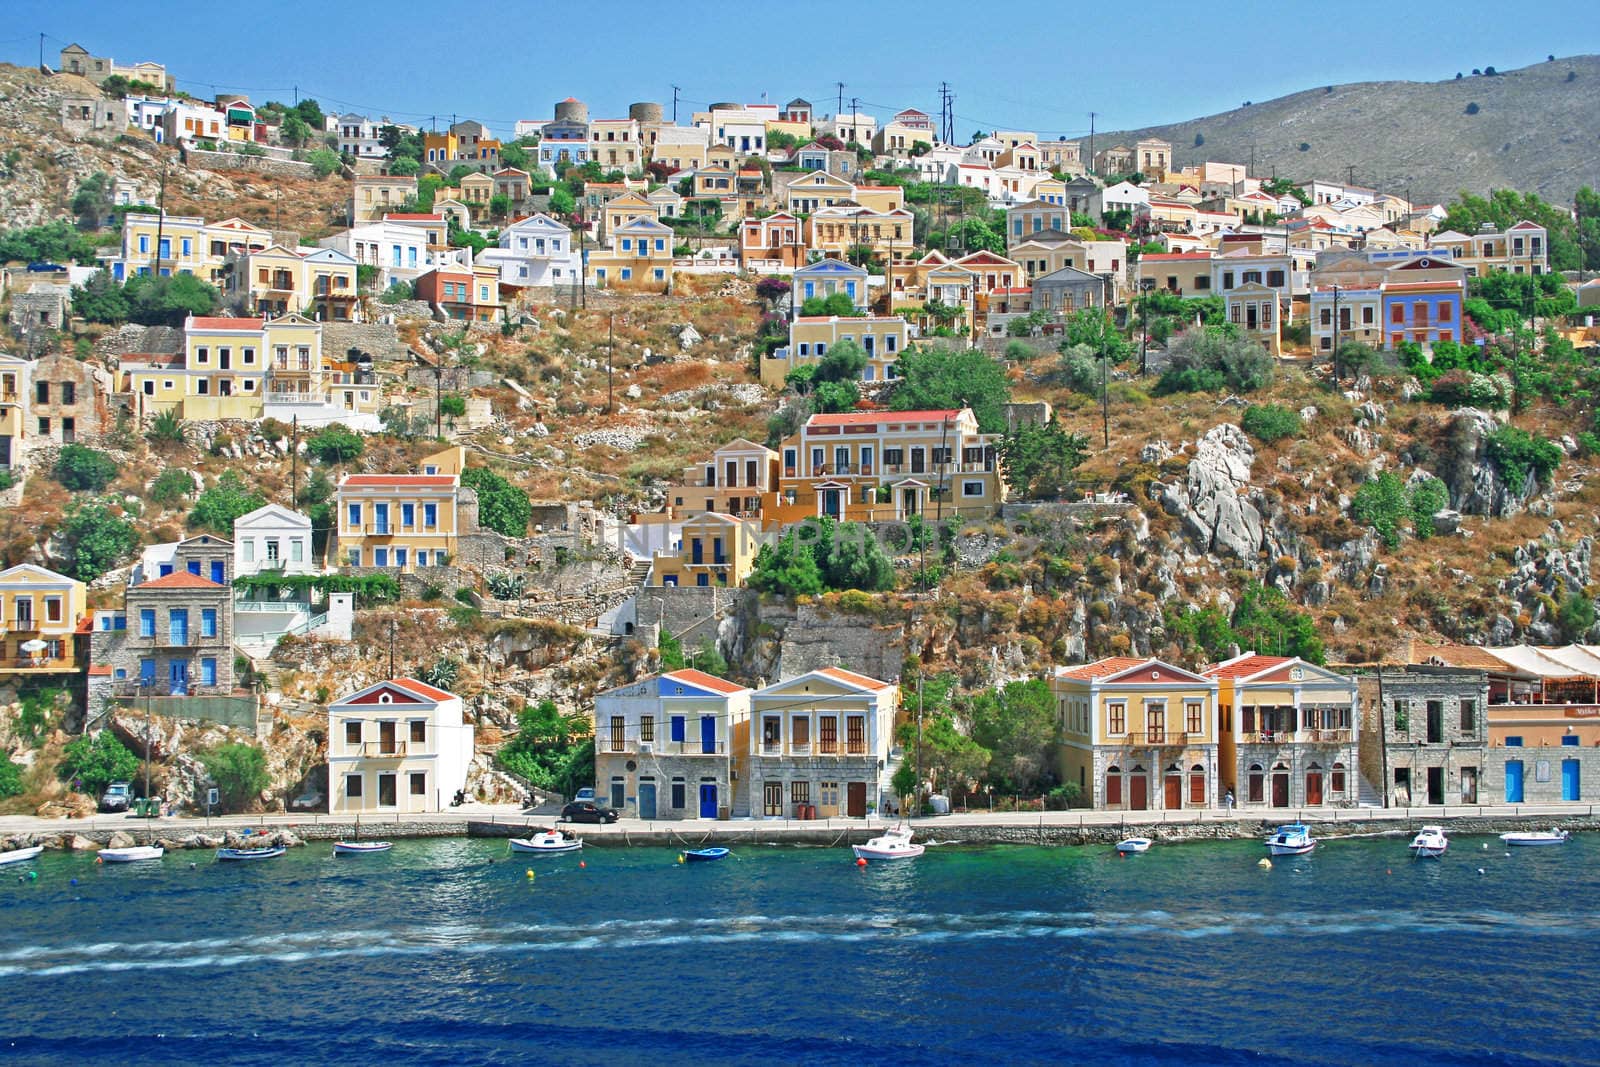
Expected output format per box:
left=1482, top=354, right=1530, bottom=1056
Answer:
left=360, top=741, right=408, bottom=758
left=1241, top=729, right=1353, bottom=745
left=7, top=619, right=40, bottom=633
left=759, top=740, right=866, bottom=757
left=1115, top=731, right=1190, bottom=747
left=605, top=739, right=727, bottom=756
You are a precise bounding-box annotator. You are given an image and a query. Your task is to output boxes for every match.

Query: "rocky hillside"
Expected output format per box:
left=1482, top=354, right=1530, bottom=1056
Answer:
left=1096, top=55, right=1600, bottom=203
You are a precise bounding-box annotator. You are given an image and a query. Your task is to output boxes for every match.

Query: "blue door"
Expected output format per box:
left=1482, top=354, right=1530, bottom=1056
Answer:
left=1505, top=759, right=1525, bottom=803
left=168, top=660, right=189, bottom=696
left=701, top=715, right=717, bottom=754
left=822, top=489, right=841, bottom=518
left=1563, top=759, right=1581, bottom=801
left=699, top=783, right=718, bottom=819
left=638, top=782, right=657, bottom=820
left=169, top=608, right=188, bottom=646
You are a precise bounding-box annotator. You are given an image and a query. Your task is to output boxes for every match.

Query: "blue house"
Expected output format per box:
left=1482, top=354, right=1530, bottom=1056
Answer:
left=791, top=258, right=869, bottom=315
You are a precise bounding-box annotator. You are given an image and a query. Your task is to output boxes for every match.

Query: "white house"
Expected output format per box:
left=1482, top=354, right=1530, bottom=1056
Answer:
left=476, top=212, right=579, bottom=288
left=747, top=668, right=901, bottom=819
left=1092, top=180, right=1150, bottom=222
left=234, top=503, right=315, bottom=578
left=231, top=504, right=352, bottom=652
left=696, top=107, right=767, bottom=156
left=317, top=215, right=461, bottom=288
left=336, top=114, right=387, bottom=160
left=327, top=678, right=474, bottom=814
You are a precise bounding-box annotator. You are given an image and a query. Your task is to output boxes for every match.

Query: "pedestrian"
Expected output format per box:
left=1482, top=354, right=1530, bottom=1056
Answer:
left=1224, top=789, right=1235, bottom=811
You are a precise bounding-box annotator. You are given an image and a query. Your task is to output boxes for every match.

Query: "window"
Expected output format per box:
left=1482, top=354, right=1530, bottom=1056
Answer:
left=846, top=715, right=865, bottom=754
left=1107, top=702, right=1126, bottom=734
left=290, top=539, right=304, bottom=563
left=346, top=773, right=363, bottom=799
left=1186, top=701, right=1204, bottom=735
left=410, top=720, right=426, bottom=744
left=1504, top=736, right=1523, bottom=747
left=640, top=715, right=654, bottom=743
left=670, top=715, right=685, bottom=743
left=962, top=480, right=985, bottom=497
left=610, top=715, right=625, bottom=752
left=792, top=717, right=810, bottom=749
left=790, top=781, right=810, bottom=805
left=345, top=720, right=362, bottom=745
left=200, top=658, right=216, bottom=686
left=410, top=772, right=427, bottom=796
left=1391, top=303, right=1405, bottom=324
left=1460, top=700, right=1476, bottom=732
left=201, top=608, right=217, bottom=638
left=1438, top=302, right=1453, bottom=322
left=347, top=503, right=361, bottom=527
left=1562, top=734, right=1580, bottom=747
left=139, top=608, right=156, bottom=638
left=423, top=503, right=438, bottom=529
left=671, top=778, right=686, bottom=809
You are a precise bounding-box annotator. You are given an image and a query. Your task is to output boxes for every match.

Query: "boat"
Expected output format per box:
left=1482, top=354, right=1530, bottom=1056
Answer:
left=216, top=846, right=287, bottom=862
left=1500, top=829, right=1570, bottom=847
left=332, top=841, right=393, bottom=856
left=99, top=844, right=165, bottom=864
left=680, top=847, right=730, bottom=863
left=1264, top=823, right=1315, bottom=857
left=0, top=844, right=43, bottom=866
left=1115, top=837, right=1152, bottom=855
left=1408, top=826, right=1449, bottom=858
left=508, top=829, right=582, bottom=854
left=852, top=826, right=925, bottom=861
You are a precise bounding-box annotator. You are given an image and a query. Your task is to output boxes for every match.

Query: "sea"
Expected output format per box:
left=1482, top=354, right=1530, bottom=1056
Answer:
left=0, top=833, right=1595, bottom=1066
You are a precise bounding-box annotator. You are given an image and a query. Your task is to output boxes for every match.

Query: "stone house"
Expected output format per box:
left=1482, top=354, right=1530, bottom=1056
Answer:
left=748, top=668, right=900, bottom=819
left=60, top=93, right=123, bottom=134
left=28, top=351, right=114, bottom=445
left=1358, top=666, right=1488, bottom=807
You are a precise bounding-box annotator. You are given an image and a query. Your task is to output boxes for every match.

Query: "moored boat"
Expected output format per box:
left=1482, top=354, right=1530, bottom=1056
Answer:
left=99, top=844, right=165, bottom=864
left=852, top=826, right=925, bottom=861
left=1264, top=823, right=1315, bottom=856
left=332, top=841, right=393, bottom=856
left=1500, top=828, right=1570, bottom=847
left=0, top=844, right=44, bottom=866
left=1408, top=826, right=1448, bottom=858
left=508, top=829, right=582, bottom=854
left=216, top=846, right=287, bottom=862
left=1115, top=837, right=1152, bottom=855
left=680, top=847, right=729, bottom=863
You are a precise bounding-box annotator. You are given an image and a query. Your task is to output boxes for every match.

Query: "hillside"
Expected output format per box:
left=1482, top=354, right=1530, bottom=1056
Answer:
left=1096, top=55, right=1600, bottom=204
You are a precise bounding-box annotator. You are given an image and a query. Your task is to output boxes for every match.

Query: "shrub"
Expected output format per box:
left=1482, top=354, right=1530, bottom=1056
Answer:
left=460, top=466, right=531, bottom=536
left=1485, top=427, right=1562, bottom=494
left=189, top=470, right=267, bottom=533
left=1155, top=327, right=1272, bottom=394
left=59, top=731, right=139, bottom=797
left=54, top=444, right=118, bottom=491
left=56, top=502, right=138, bottom=581
left=146, top=409, right=187, bottom=445
left=1240, top=404, right=1302, bottom=443
left=200, top=743, right=270, bottom=812
left=1465, top=102, right=1480, bottom=115
left=1058, top=343, right=1103, bottom=397
left=1408, top=477, right=1450, bottom=539
left=306, top=424, right=364, bottom=464
left=0, top=756, right=22, bottom=799
left=1352, top=471, right=1408, bottom=548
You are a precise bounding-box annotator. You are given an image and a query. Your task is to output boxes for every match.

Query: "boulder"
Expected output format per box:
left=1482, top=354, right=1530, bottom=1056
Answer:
left=106, top=831, right=136, bottom=849
left=1166, top=424, right=1264, bottom=561
left=1432, top=509, right=1462, bottom=537
left=65, top=834, right=97, bottom=851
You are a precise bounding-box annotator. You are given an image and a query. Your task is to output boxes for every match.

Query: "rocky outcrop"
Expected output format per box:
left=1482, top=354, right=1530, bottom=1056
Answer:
left=1499, top=529, right=1596, bottom=643
left=1439, top=407, right=1530, bottom=518
left=1157, top=424, right=1265, bottom=562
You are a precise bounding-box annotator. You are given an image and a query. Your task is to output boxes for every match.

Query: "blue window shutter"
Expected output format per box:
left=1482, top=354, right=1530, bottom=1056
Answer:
left=670, top=716, right=686, bottom=742
left=187, top=560, right=201, bottom=576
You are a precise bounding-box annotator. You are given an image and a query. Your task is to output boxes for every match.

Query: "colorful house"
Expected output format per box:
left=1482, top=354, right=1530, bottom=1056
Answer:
left=646, top=513, right=764, bottom=588
left=414, top=262, right=502, bottom=322
left=334, top=446, right=467, bottom=570
left=748, top=668, right=900, bottom=818
left=0, top=564, right=87, bottom=680
left=328, top=678, right=474, bottom=813
left=661, top=438, right=780, bottom=521
left=759, top=314, right=911, bottom=387
left=586, top=217, right=675, bottom=292
left=223, top=244, right=359, bottom=321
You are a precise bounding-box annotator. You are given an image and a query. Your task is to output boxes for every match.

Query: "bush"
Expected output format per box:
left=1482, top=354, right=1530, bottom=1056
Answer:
left=59, top=731, right=140, bottom=797
left=1429, top=369, right=1509, bottom=408
left=1155, top=366, right=1227, bottom=394
left=54, top=444, right=118, bottom=491
left=149, top=467, right=194, bottom=506
left=56, top=502, right=138, bottom=581
left=1155, top=327, right=1273, bottom=394
left=1485, top=427, right=1562, bottom=494
left=1352, top=471, right=1408, bottom=548
left=1240, top=404, right=1302, bottom=443
left=306, top=148, right=342, bottom=178
left=0, top=756, right=22, bottom=799
left=306, top=425, right=363, bottom=464
left=200, top=743, right=270, bottom=812
left=1465, top=102, right=1480, bottom=115
left=146, top=409, right=187, bottom=445
left=460, top=466, right=531, bottom=536
left=1058, top=343, right=1103, bottom=397
left=189, top=470, right=267, bottom=533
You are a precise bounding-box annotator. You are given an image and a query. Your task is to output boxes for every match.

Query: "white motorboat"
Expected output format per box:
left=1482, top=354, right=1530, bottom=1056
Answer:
left=0, top=844, right=43, bottom=866
left=852, top=826, right=925, bottom=861
left=1500, top=828, right=1570, bottom=847
left=1115, top=837, right=1152, bottom=855
left=333, top=841, right=393, bottom=856
left=1265, top=823, right=1315, bottom=856
left=1408, top=826, right=1448, bottom=858
left=509, top=829, right=582, bottom=854
left=98, top=844, right=165, bottom=864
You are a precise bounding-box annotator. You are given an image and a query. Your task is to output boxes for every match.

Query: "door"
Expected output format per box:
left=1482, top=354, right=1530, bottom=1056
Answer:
left=379, top=720, right=396, bottom=755
left=699, top=783, right=718, bottom=819
left=377, top=773, right=397, bottom=807
left=168, top=660, right=188, bottom=696
left=1271, top=772, right=1289, bottom=807
left=638, top=781, right=657, bottom=820
left=822, top=489, right=841, bottom=518
left=1505, top=760, right=1525, bottom=803
left=1306, top=771, right=1324, bottom=805
left=1164, top=772, right=1181, bottom=809
left=1129, top=772, right=1148, bottom=811
left=700, top=715, right=717, bottom=754
left=846, top=781, right=867, bottom=817
left=169, top=608, right=188, bottom=646
left=1563, top=759, right=1581, bottom=801
left=764, top=781, right=784, bottom=817
left=1427, top=766, right=1445, bottom=805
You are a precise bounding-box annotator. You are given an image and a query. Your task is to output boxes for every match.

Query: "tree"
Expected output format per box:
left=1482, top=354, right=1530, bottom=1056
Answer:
left=748, top=528, right=826, bottom=597
left=496, top=699, right=594, bottom=796
left=388, top=155, right=420, bottom=177
left=1442, top=189, right=1582, bottom=271
left=812, top=379, right=860, bottom=413
left=1063, top=308, right=1131, bottom=364
left=488, top=193, right=513, bottom=219
left=71, top=172, right=113, bottom=229
left=0, top=219, right=99, bottom=264
left=548, top=186, right=576, bottom=216
left=57, top=503, right=137, bottom=581
left=306, top=424, right=364, bottom=464
left=889, top=348, right=1011, bottom=433
left=1485, top=426, right=1562, bottom=494
left=799, top=291, right=861, bottom=318
left=1352, top=471, right=1408, bottom=548
left=53, top=444, right=119, bottom=492
left=460, top=466, right=531, bottom=536
left=439, top=394, right=467, bottom=420
left=149, top=467, right=194, bottom=506
left=1000, top=417, right=1088, bottom=499
left=200, top=743, right=270, bottom=812
left=122, top=273, right=221, bottom=326
left=59, top=731, right=140, bottom=797
left=1240, top=404, right=1303, bottom=443
left=1230, top=583, right=1324, bottom=664
left=0, top=756, right=22, bottom=799
left=1576, top=186, right=1600, bottom=271
left=72, top=269, right=130, bottom=323
left=146, top=409, right=187, bottom=447
left=279, top=112, right=310, bottom=147
left=189, top=470, right=267, bottom=533
left=1558, top=594, right=1596, bottom=641
left=1156, top=327, right=1274, bottom=394
left=1408, top=477, right=1450, bottom=539
left=966, top=679, right=1058, bottom=794
left=306, top=148, right=342, bottom=179
left=755, top=276, right=791, bottom=306
left=899, top=712, right=991, bottom=800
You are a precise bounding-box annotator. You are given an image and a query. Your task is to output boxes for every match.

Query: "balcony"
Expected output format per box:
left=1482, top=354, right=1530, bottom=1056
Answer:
left=6, top=618, right=40, bottom=634
left=606, top=739, right=727, bottom=756
left=360, top=741, right=408, bottom=758
left=1118, top=731, right=1190, bottom=747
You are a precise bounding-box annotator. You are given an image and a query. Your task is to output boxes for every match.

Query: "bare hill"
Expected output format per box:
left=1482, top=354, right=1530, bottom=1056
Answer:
left=1095, top=56, right=1600, bottom=204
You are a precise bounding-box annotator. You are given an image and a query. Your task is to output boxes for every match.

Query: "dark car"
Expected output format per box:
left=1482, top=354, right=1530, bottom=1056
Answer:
left=562, top=801, right=620, bottom=824
left=99, top=781, right=133, bottom=813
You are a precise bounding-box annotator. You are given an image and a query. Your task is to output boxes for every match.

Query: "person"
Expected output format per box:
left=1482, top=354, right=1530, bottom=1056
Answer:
left=1223, top=789, right=1235, bottom=811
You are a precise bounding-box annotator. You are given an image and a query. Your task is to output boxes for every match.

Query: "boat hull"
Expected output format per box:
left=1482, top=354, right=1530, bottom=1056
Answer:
left=682, top=848, right=729, bottom=862
left=1266, top=842, right=1315, bottom=856
left=1501, top=833, right=1569, bottom=847
left=1116, top=838, right=1152, bottom=854
left=99, top=846, right=164, bottom=863
left=0, top=845, right=43, bottom=866
left=509, top=838, right=581, bottom=854
left=216, top=847, right=286, bottom=862
left=333, top=842, right=393, bottom=856
left=852, top=844, right=926, bottom=860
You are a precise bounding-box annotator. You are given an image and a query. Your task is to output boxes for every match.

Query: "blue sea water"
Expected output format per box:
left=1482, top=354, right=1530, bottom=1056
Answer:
left=0, top=834, right=1596, bottom=1065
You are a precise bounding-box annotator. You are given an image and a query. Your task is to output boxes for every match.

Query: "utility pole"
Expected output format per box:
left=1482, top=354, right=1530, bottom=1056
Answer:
left=1100, top=273, right=1114, bottom=447
left=387, top=618, right=396, bottom=678
left=1331, top=284, right=1341, bottom=381
left=578, top=206, right=587, bottom=310
left=150, top=166, right=169, bottom=276
left=433, top=362, right=442, bottom=439
left=607, top=312, right=614, bottom=413
left=914, top=672, right=924, bottom=819
left=291, top=415, right=299, bottom=504
left=293, top=85, right=298, bottom=107
left=671, top=85, right=680, bottom=123
left=850, top=96, right=859, bottom=146
left=1087, top=112, right=1097, bottom=175
left=836, top=82, right=845, bottom=121
left=38, top=32, right=44, bottom=74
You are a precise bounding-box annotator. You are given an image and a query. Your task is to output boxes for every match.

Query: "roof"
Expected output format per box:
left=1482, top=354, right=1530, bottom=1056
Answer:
left=88, top=664, right=112, bottom=677
left=384, top=213, right=444, bottom=221
left=341, top=475, right=457, bottom=488
left=139, top=571, right=224, bottom=590
left=1056, top=656, right=1146, bottom=680
left=807, top=409, right=961, bottom=427
left=816, top=666, right=890, bottom=690
left=1140, top=252, right=1212, bottom=262
left=394, top=677, right=457, bottom=702
left=1407, top=641, right=1522, bottom=671
left=663, top=668, right=748, bottom=695
left=187, top=316, right=263, bottom=331
left=1204, top=654, right=1292, bottom=680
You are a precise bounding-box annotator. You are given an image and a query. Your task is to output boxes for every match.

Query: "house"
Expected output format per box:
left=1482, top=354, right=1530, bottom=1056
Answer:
left=1211, top=249, right=1295, bottom=313
left=477, top=213, right=578, bottom=288
left=349, top=175, right=417, bottom=224
left=327, top=678, right=473, bottom=814
left=1050, top=657, right=1220, bottom=810
left=761, top=314, right=911, bottom=387
left=646, top=513, right=764, bottom=588
left=0, top=356, right=28, bottom=471
left=1360, top=667, right=1488, bottom=806
left=1137, top=251, right=1214, bottom=296
left=600, top=190, right=656, bottom=241
left=492, top=167, right=531, bottom=206
left=0, top=564, right=87, bottom=682
left=538, top=114, right=590, bottom=175
left=1092, top=144, right=1135, bottom=175
left=27, top=351, right=113, bottom=445
left=740, top=211, right=806, bottom=270
left=105, top=535, right=236, bottom=697
left=588, top=117, right=643, bottom=170
left=424, top=119, right=500, bottom=173
left=649, top=124, right=710, bottom=173
left=791, top=258, right=869, bottom=312
left=1430, top=221, right=1550, bottom=276
left=1206, top=654, right=1358, bottom=808
left=1091, top=180, right=1149, bottom=222
left=1133, top=138, right=1172, bottom=180
left=1038, top=139, right=1082, bottom=174
left=456, top=171, right=495, bottom=208
left=817, top=111, right=876, bottom=146
left=223, top=244, right=359, bottom=321
left=58, top=43, right=173, bottom=92
left=783, top=170, right=858, bottom=215
left=415, top=262, right=502, bottom=322
left=807, top=206, right=914, bottom=261
left=120, top=315, right=269, bottom=420
left=660, top=438, right=780, bottom=521
left=336, top=114, right=388, bottom=160
left=159, top=101, right=227, bottom=144
left=1381, top=278, right=1465, bottom=349
left=60, top=92, right=122, bottom=135
left=231, top=504, right=348, bottom=652
left=592, top=669, right=751, bottom=819
left=1224, top=281, right=1282, bottom=356
left=586, top=217, right=674, bottom=292
left=647, top=186, right=683, bottom=220
left=1006, top=200, right=1072, bottom=247
left=319, top=214, right=454, bottom=288
left=1032, top=265, right=1109, bottom=317
left=748, top=668, right=900, bottom=818
left=872, top=109, right=935, bottom=156
left=108, top=214, right=275, bottom=285
left=696, top=106, right=767, bottom=157
left=335, top=446, right=467, bottom=570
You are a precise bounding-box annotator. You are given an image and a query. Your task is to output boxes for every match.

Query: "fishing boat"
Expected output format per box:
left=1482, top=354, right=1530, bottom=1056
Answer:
left=852, top=826, right=925, bottom=861
left=99, top=844, right=165, bottom=864
left=332, top=841, right=392, bottom=856
left=0, top=844, right=43, bottom=866
left=216, top=846, right=287, bottom=862
left=508, top=829, right=582, bottom=854
left=1408, top=826, right=1449, bottom=858
left=1264, top=823, right=1315, bottom=857
left=1500, top=828, right=1570, bottom=847
left=680, top=847, right=730, bottom=863
left=1115, top=837, right=1152, bottom=855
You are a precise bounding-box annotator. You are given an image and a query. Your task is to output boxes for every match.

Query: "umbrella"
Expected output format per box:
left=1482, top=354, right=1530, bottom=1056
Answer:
left=19, top=639, right=48, bottom=652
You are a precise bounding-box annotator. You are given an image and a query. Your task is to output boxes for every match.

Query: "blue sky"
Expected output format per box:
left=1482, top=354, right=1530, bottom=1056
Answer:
left=3, top=0, right=1596, bottom=139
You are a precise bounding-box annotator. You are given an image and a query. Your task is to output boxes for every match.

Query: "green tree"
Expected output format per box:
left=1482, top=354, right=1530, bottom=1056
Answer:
left=1407, top=476, right=1450, bottom=539
left=1240, top=403, right=1303, bottom=443
left=747, top=527, right=825, bottom=596
left=59, top=731, right=140, bottom=797
left=693, top=638, right=729, bottom=677
left=279, top=112, right=310, bottom=148
left=1441, top=189, right=1582, bottom=271
left=1351, top=471, right=1408, bottom=548
left=72, top=269, right=131, bottom=323
left=56, top=503, right=137, bottom=581
left=189, top=471, right=267, bottom=534
left=1156, top=326, right=1274, bottom=394
left=439, top=394, right=467, bottom=420
left=200, top=743, right=270, bottom=812
left=1558, top=594, right=1596, bottom=641
left=658, top=629, right=686, bottom=670
left=1000, top=417, right=1088, bottom=499
left=460, top=466, right=531, bottom=536
left=122, top=273, right=221, bottom=326
left=1063, top=308, right=1132, bottom=364
left=149, top=467, right=194, bottom=506
left=1485, top=426, right=1562, bottom=494
left=811, top=379, right=860, bottom=414
left=0, top=756, right=22, bottom=799
left=306, top=424, right=364, bottom=464
left=388, top=155, right=420, bottom=177
left=889, top=348, right=1011, bottom=433
left=488, top=193, right=513, bottom=218
left=53, top=444, right=119, bottom=492
left=306, top=148, right=342, bottom=178
left=966, top=679, right=1058, bottom=794
left=496, top=699, right=594, bottom=796
left=799, top=291, right=862, bottom=317
left=1576, top=186, right=1600, bottom=271
left=813, top=338, right=867, bottom=383
left=548, top=186, right=576, bottom=216
left=1231, top=583, right=1325, bottom=664
left=71, top=172, right=113, bottom=229
left=820, top=519, right=895, bottom=592
left=0, top=219, right=100, bottom=264
left=146, top=409, right=187, bottom=447
left=898, top=712, right=991, bottom=800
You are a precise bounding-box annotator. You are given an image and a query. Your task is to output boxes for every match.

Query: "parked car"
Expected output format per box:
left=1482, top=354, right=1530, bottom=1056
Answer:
left=99, top=781, right=133, bottom=813
left=562, top=801, right=620, bottom=824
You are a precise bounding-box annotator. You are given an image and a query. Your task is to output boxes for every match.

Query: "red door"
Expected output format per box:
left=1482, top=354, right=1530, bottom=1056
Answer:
left=1130, top=774, right=1148, bottom=811
left=846, top=782, right=867, bottom=817
left=1164, top=774, right=1182, bottom=809
left=1306, top=772, right=1324, bottom=805
left=1272, top=773, right=1290, bottom=807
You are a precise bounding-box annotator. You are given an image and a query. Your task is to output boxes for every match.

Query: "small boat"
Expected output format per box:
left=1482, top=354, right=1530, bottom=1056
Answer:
left=333, top=841, right=393, bottom=856
left=1265, top=823, right=1315, bottom=857
left=0, top=844, right=43, bottom=866
left=99, top=845, right=165, bottom=864
left=1500, top=828, right=1570, bottom=847
left=509, top=829, right=582, bottom=854
left=216, top=846, right=287, bottom=862
left=1408, top=826, right=1449, bottom=858
left=852, top=826, right=925, bottom=861
left=1115, top=837, right=1152, bottom=855
left=680, top=847, right=730, bottom=863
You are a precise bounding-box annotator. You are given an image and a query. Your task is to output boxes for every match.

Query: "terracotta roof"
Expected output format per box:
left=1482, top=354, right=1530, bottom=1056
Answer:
left=88, top=664, right=113, bottom=676
left=139, top=571, right=224, bottom=590
left=1138, top=252, right=1211, bottom=261
left=664, top=668, right=748, bottom=695
left=385, top=213, right=443, bottom=221
left=1056, top=656, right=1146, bottom=680
left=807, top=409, right=961, bottom=427
left=1405, top=641, right=1511, bottom=671
left=394, top=676, right=457, bottom=702
left=342, top=475, right=457, bottom=488
left=188, top=316, right=263, bottom=331
left=817, top=666, right=890, bottom=690
left=1205, top=654, right=1292, bottom=680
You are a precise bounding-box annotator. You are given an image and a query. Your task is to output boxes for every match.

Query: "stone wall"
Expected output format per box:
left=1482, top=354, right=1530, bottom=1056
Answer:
left=775, top=602, right=905, bottom=683
left=181, top=147, right=316, bottom=180
left=1480, top=744, right=1600, bottom=805
left=322, top=321, right=408, bottom=361
left=633, top=585, right=744, bottom=648
left=97, top=323, right=183, bottom=356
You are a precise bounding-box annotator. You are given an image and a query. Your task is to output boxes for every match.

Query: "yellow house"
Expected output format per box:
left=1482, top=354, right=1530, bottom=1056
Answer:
left=661, top=438, right=780, bottom=521
left=647, top=513, right=764, bottom=587
left=0, top=564, right=88, bottom=679
left=224, top=244, right=359, bottom=321
left=759, top=315, right=911, bottom=388
left=807, top=206, right=913, bottom=260
left=0, top=354, right=25, bottom=470
left=335, top=446, right=466, bottom=570
left=748, top=668, right=901, bottom=817
left=458, top=172, right=495, bottom=207
left=784, top=170, right=857, bottom=214
left=112, top=215, right=276, bottom=287
left=601, top=190, right=656, bottom=240
left=121, top=315, right=269, bottom=420
left=1050, top=657, right=1220, bottom=810
left=1137, top=252, right=1215, bottom=297
left=1225, top=281, right=1282, bottom=357
left=1134, top=138, right=1172, bottom=180
left=350, top=176, right=418, bottom=224
left=587, top=218, right=674, bottom=292
left=852, top=183, right=907, bottom=214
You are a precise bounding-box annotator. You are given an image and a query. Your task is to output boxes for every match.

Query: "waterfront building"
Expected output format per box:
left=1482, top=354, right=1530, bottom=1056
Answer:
left=592, top=669, right=752, bottom=820
left=0, top=564, right=87, bottom=682
left=1358, top=666, right=1488, bottom=807
left=748, top=668, right=900, bottom=819
left=328, top=678, right=473, bottom=813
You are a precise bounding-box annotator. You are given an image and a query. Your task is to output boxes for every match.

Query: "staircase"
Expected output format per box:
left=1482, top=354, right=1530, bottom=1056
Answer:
left=1356, top=772, right=1384, bottom=808
left=626, top=555, right=652, bottom=585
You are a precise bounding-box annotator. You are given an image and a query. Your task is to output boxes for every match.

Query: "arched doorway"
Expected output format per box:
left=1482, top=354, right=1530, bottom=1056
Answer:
left=1306, top=762, right=1324, bottom=805
left=1105, top=764, right=1123, bottom=807
left=1129, top=764, right=1148, bottom=810
left=1247, top=763, right=1264, bottom=805
left=1163, top=763, right=1182, bottom=809
left=1271, top=762, right=1290, bottom=807
left=1188, top=763, right=1206, bottom=806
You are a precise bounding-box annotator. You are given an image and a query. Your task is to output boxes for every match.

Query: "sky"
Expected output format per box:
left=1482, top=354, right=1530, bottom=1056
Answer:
left=4, top=0, right=1597, bottom=140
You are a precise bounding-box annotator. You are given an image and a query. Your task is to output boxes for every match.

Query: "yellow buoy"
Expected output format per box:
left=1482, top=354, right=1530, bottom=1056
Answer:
left=525, top=869, right=535, bottom=880
left=677, top=853, right=686, bottom=864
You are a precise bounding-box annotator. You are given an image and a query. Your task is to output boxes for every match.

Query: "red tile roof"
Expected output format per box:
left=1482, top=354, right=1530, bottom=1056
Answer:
left=140, top=571, right=224, bottom=590
left=1204, top=654, right=1291, bottom=680
left=395, top=676, right=456, bottom=702
left=665, top=668, right=748, bottom=695
left=188, top=316, right=263, bottom=331
left=817, top=666, right=890, bottom=690
left=808, top=409, right=961, bottom=427
left=1056, top=656, right=1146, bottom=680
left=385, top=213, right=443, bottom=221
left=88, top=664, right=112, bottom=677
left=1141, top=252, right=1212, bottom=261
left=342, top=475, right=457, bottom=488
